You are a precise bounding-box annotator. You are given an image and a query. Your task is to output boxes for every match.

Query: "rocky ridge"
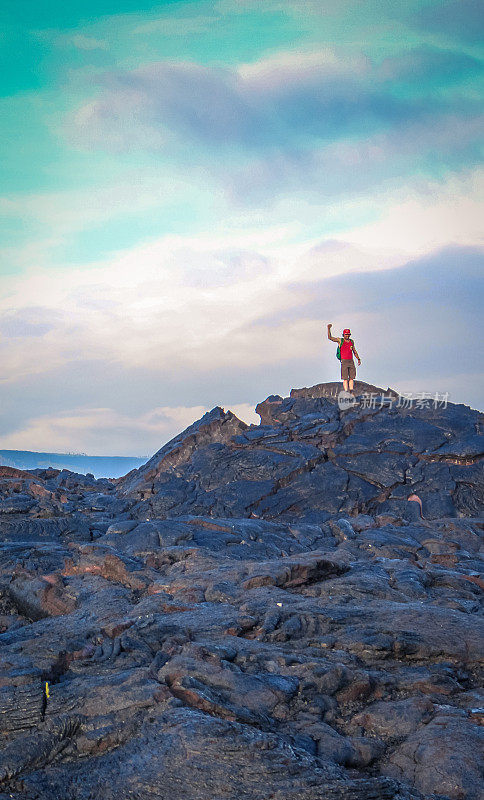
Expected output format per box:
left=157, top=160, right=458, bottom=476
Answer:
left=0, top=382, right=482, bottom=800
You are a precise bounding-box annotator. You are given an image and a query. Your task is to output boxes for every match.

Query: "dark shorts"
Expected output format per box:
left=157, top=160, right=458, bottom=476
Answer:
left=341, top=359, right=356, bottom=380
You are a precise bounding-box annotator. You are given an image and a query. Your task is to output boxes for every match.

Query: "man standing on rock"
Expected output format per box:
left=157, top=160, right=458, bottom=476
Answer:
left=327, top=324, right=361, bottom=394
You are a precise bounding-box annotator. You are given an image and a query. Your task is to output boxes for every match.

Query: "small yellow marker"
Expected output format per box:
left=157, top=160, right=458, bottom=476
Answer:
left=45, top=681, right=50, bottom=699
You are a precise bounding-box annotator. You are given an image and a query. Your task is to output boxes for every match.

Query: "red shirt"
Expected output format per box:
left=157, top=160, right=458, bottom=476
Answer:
left=340, top=338, right=354, bottom=360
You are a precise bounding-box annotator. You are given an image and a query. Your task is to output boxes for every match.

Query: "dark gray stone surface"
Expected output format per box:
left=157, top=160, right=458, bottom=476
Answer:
left=0, top=383, right=482, bottom=799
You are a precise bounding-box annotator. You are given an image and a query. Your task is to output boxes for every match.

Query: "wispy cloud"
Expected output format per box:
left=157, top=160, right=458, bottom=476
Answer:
left=0, top=307, right=63, bottom=338
left=1, top=194, right=482, bottom=386
left=0, top=401, right=258, bottom=455
left=0, top=171, right=189, bottom=237
left=133, top=16, right=214, bottom=36
left=0, top=404, right=208, bottom=455
left=40, top=31, right=109, bottom=51
left=1, top=242, right=482, bottom=453
left=413, top=0, right=484, bottom=44
left=66, top=46, right=483, bottom=208
left=71, top=47, right=480, bottom=152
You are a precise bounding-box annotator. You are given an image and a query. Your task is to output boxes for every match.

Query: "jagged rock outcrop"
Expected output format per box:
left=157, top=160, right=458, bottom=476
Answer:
left=256, top=382, right=399, bottom=424
left=0, top=383, right=482, bottom=800
left=116, top=406, right=247, bottom=499
left=117, top=383, right=483, bottom=522
left=0, top=465, right=119, bottom=520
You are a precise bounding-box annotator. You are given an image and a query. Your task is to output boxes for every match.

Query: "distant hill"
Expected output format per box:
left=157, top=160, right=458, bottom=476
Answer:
left=0, top=449, right=148, bottom=479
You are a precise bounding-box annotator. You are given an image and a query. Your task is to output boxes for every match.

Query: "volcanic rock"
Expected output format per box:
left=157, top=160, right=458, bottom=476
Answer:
left=0, top=382, right=482, bottom=799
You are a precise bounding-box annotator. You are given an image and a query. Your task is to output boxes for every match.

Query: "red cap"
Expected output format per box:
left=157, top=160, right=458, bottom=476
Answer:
left=343, top=328, right=351, bottom=335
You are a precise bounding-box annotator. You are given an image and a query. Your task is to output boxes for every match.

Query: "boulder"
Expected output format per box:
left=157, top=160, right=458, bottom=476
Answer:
left=383, top=711, right=484, bottom=799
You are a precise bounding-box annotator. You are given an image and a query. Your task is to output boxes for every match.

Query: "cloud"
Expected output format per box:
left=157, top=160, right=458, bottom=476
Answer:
left=413, top=0, right=484, bottom=44
left=0, top=227, right=299, bottom=384
left=213, top=0, right=352, bottom=16
left=61, top=34, right=108, bottom=50
left=237, top=48, right=368, bottom=86
left=70, top=62, right=263, bottom=151
left=1, top=234, right=482, bottom=452
left=0, top=404, right=207, bottom=456
left=3, top=1, right=482, bottom=457
left=0, top=401, right=259, bottom=456
left=265, top=244, right=484, bottom=403
left=222, top=115, right=483, bottom=205
left=216, top=0, right=484, bottom=45
left=295, top=244, right=484, bottom=319
left=32, top=28, right=109, bottom=52
left=133, top=16, right=214, bottom=36
left=1, top=165, right=482, bottom=388
left=228, top=403, right=259, bottom=426
left=0, top=171, right=187, bottom=238
left=69, top=46, right=482, bottom=154
left=65, top=46, right=483, bottom=207
left=378, top=45, right=483, bottom=86
left=0, top=307, right=62, bottom=338
left=1, top=244, right=481, bottom=455
left=341, top=170, right=484, bottom=255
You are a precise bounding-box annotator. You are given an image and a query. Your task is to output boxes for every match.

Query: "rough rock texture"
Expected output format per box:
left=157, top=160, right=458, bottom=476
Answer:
left=118, top=384, right=483, bottom=523
left=0, top=382, right=482, bottom=800
left=291, top=381, right=399, bottom=399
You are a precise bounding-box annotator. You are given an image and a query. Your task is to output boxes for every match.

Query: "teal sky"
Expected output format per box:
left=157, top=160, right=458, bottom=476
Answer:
left=0, top=0, right=483, bottom=455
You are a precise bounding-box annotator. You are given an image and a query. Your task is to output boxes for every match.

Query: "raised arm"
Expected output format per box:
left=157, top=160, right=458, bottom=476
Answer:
left=327, top=323, right=340, bottom=343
